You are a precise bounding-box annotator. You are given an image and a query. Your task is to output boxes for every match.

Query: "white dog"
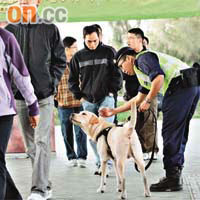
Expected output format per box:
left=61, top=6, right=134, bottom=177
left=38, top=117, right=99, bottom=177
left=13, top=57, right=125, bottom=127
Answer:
left=70, top=102, right=151, bottom=199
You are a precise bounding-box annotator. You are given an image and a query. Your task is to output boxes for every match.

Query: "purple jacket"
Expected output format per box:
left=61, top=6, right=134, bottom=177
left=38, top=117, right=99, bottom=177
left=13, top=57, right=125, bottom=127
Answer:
left=0, top=28, right=39, bottom=117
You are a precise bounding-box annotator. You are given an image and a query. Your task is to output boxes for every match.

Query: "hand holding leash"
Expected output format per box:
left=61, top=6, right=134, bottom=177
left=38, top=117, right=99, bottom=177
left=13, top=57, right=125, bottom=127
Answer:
left=139, top=99, right=151, bottom=112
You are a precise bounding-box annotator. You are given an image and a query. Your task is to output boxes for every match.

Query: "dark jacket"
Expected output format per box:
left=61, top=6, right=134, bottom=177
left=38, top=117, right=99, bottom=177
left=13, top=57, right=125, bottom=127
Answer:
left=69, top=42, right=122, bottom=103
left=5, top=19, right=66, bottom=100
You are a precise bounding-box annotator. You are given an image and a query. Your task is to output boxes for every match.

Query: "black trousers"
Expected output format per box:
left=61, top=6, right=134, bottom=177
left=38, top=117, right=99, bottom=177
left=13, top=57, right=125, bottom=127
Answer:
left=0, top=115, right=22, bottom=200
left=162, top=86, right=200, bottom=169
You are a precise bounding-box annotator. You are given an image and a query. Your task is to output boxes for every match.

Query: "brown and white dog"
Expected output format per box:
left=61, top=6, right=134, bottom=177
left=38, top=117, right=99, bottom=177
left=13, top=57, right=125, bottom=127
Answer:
left=70, top=102, right=151, bottom=199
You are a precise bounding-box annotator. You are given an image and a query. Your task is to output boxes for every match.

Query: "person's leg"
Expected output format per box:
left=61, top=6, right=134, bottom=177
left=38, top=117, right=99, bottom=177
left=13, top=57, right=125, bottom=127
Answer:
left=31, top=96, right=54, bottom=196
left=82, top=101, right=101, bottom=169
left=57, top=107, right=77, bottom=160
left=150, top=87, right=199, bottom=192
left=16, top=100, right=35, bottom=166
left=0, top=115, right=22, bottom=200
left=162, top=87, right=199, bottom=169
left=138, top=98, right=159, bottom=160
left=99, top=96, right=115, bottom=123
left=74, top=106, right=87, bottom=160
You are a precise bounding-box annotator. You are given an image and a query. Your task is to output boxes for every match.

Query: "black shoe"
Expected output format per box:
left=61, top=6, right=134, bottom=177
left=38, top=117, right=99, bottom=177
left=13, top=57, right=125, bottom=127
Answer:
left=150, top=176, right=183, bottom=192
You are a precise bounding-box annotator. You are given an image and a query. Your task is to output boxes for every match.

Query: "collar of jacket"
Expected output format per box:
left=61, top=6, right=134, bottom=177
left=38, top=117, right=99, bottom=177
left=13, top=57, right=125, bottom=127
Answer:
left=83, top=41, right=102, bottom=51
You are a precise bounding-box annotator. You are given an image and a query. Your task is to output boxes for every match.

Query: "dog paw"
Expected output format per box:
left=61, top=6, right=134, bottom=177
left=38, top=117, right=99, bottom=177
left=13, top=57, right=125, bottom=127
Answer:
left=97, top=187, right=105, bottom=193
left=119, top=191, right=127, bottom=199
left=116, top=188, right=122, bottom=193
left=145, top=191, right=151, bottom=197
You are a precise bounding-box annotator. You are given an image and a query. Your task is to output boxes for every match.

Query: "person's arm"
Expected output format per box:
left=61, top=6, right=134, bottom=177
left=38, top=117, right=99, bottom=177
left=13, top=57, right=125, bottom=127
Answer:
left=109, top=63, right=123, bottom=94
left=108, top=47, right=123, bottom=94
left=139, top=74, right=164, bottom=112
left=68, top=55, right=83, bottom=100
left=99, top=92, right=147, bottom=117
left=6, top=33, right=39, bottom=128
left=50, top=25, right=66, bottom=92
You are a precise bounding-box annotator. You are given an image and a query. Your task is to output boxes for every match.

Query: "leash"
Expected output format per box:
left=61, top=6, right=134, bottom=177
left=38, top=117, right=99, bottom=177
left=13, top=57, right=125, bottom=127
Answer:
left=134, top=108, right=157, bottom=173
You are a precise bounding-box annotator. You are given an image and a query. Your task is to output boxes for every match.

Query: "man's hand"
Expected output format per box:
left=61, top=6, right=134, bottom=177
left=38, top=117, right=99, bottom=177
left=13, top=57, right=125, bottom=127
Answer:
left=29, top=115, right=40, bottom=129
left=99, top=108, right=115, bottom=117
left=139, top=100, right=150, bottom=112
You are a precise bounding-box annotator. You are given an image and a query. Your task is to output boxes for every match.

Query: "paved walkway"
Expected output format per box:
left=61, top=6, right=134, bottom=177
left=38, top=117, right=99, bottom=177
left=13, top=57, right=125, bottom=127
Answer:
left=6, top=119, right=200, bottom=200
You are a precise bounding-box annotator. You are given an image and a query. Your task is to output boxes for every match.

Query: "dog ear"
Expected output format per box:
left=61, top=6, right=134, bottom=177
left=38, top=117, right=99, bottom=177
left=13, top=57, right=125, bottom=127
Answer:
left=89, top=115, right=99, bottom=125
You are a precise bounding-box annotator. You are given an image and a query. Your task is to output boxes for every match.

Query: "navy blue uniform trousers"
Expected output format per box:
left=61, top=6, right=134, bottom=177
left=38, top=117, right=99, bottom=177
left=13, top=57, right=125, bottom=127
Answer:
left=162, top=86, right=200, bottom=169
left=0, top=115, right=22, bottom=200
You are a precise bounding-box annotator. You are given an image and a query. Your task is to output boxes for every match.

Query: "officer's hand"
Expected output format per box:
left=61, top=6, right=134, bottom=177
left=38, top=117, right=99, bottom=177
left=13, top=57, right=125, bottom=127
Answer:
left=99, top=108, right=115, bottom=117
left=139, top=101, right=150, bottom=112
left=29, top=115, right=40, bottom=129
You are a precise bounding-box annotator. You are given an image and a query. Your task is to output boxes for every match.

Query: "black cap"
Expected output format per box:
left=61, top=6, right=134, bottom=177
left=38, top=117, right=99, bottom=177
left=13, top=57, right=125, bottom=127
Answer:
left=115, top=47, right=136, bottom=65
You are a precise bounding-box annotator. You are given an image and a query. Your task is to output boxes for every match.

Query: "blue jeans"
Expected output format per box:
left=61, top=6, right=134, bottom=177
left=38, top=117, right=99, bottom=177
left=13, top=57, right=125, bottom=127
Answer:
left=0, top=115, right=22, bottom=200
left=58, top=106, right=87, bottom=160
left=82, top=96, right=114, bottom=167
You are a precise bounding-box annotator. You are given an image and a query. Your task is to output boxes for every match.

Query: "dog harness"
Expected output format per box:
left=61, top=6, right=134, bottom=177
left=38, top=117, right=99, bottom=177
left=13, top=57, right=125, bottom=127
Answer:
left=95, top=127, right=115, bottom=160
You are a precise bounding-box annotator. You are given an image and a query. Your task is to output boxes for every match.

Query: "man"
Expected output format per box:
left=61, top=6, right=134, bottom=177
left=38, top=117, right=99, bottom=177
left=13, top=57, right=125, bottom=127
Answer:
left=100, top=28, right=199, bottom=192
left=6, top=0, right=66, bottom=199
left=55, top=36, right=87, bottom=168
left=69, top=25, right=122, bottom=174
left=121, top=32, right=159, bottom=160
left=0, top=27, right=39, bottom=200
left=92, top=24, right=119, bottom=125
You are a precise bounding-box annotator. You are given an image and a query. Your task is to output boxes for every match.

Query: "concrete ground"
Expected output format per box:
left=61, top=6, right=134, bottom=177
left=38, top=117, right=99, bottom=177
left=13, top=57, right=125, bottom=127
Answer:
left=6, top=119, right=200, bottom=200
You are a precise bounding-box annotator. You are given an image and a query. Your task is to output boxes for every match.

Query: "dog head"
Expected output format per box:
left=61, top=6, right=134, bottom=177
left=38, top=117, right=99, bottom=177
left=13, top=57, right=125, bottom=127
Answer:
left=70, top=111, right=111, bottom=140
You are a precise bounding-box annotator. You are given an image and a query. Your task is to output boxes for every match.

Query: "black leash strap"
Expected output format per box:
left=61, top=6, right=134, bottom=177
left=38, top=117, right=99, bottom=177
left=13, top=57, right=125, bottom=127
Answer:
left=135, top=108, right=157, bottom=173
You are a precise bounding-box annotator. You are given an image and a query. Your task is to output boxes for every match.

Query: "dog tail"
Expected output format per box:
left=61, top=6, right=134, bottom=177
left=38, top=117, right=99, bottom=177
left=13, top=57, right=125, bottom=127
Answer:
left=129, top=101, right=137, bottom=128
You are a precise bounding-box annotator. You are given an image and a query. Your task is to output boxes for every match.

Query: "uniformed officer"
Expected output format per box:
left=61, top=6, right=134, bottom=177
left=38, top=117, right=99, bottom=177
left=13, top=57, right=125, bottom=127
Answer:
left=99, top=28, right=200, bottom=192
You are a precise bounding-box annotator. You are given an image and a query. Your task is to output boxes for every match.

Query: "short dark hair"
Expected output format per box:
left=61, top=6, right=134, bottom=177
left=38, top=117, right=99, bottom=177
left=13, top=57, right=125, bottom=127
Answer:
left=115, top=47, right=137, bottom=66
left=128, top=28, right=145, bottom=39
left=83, top=25, right=99, bottom=38
left=63, top=37, right=77, bottom=48
left=143, top=36, right=149, bottom=44
left=92, top=24, right=102, bottom=33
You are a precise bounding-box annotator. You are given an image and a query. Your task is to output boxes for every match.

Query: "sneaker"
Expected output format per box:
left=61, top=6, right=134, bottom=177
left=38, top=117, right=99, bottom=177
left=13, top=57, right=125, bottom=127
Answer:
left=78, top=159, right=86, bottom=168
left=143, top=153, right=149, bottom=160
left=147, top=152, right=158, bottom=160
left=27, top=193, right=46, bottom=200
left=45, top=187, right=52, bottom=199
left=67, top=159, right=77, bottom=167
left=153, top=152, right=158, bottom=160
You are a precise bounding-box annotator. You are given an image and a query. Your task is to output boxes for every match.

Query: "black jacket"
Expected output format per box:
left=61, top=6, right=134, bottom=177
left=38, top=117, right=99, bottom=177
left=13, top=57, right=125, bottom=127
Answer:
left=5, top=19, right=66, bottom=100
left=69, top=42, right=122, bottom=103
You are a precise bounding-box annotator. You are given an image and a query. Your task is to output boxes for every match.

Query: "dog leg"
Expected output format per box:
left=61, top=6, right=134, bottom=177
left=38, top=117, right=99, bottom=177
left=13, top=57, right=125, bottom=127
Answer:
left=117, top=159, right=127, bottom=199
left=97, top=160, right=107, bottom=193
left=113, top=160, right=121, bottom=193
left=134, top=159, right=151, bottom=197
